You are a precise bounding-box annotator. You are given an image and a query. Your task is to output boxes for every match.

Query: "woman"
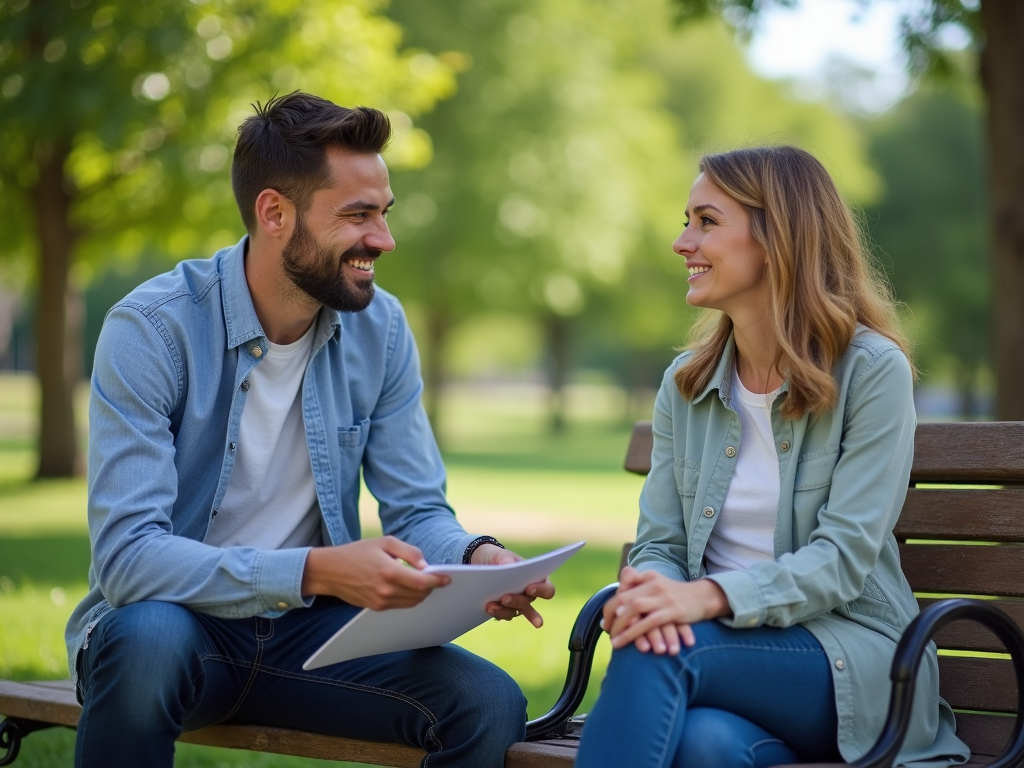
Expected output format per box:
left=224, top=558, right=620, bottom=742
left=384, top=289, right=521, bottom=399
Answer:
left=575, top=147, right=969, bottom=768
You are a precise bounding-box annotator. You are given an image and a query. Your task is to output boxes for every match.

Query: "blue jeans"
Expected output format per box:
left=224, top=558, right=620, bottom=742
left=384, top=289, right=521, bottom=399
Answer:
left=575, top=621, right=841, bottom=768
left=74, top=598, right=526, bottom=768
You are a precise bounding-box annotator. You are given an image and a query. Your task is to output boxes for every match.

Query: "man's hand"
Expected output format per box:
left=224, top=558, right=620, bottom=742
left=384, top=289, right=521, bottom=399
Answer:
left=602, top=567, right=730, bottom=654
left=473, top=544, right=556, bottom=628
left=301, top=537, right=450, bottom=610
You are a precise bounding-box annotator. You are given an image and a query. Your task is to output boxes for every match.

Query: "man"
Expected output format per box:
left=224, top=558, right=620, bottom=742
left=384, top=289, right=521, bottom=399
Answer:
left=66, top=91, right=554, bottom=768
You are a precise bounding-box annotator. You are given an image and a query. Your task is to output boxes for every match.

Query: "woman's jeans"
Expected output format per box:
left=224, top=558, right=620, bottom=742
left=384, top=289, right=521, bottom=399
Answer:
left=74, top=598, right=526, bottom=768
left=576, top=621, right=842, bottom=768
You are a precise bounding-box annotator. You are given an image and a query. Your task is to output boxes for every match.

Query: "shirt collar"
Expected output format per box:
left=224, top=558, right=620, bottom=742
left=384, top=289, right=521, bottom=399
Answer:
left=218, top=236, right=342, bottom=351
left=692, top=332, right=790, bottom=407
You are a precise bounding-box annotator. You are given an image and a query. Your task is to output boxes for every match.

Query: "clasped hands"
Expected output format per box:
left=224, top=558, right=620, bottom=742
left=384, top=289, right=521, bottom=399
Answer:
left=301, top=536, right=555, bottom=627
left=602, top=567, right=731, bottom=655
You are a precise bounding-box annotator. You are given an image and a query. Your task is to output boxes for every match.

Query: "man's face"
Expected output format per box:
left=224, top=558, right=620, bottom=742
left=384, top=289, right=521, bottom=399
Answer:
left=281, top=147, right=396, bottom=313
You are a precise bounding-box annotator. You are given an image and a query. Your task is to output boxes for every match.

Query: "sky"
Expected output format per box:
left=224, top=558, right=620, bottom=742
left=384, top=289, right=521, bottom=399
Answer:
left=744, top=0, right=932, bottom=113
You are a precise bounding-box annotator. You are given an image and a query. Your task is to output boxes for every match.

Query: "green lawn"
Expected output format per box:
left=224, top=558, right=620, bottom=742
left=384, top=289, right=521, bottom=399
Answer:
left=0, top=374, right=641, bottom=766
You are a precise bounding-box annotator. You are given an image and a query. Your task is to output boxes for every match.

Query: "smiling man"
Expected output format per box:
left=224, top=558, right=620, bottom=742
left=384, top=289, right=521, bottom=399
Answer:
left=66, top=92, right=551, bottom=768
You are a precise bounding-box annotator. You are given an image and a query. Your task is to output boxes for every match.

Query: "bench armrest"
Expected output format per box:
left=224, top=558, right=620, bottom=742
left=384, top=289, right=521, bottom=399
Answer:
left=826, top=598, right=1024, bottom=768
left=525, top=583, right=618, bottom=741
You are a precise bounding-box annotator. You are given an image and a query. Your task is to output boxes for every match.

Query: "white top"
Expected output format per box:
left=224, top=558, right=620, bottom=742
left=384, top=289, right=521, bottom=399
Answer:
left=704, top=365, right=781, bottom=575
left=205, top=324, right=323, bottom=550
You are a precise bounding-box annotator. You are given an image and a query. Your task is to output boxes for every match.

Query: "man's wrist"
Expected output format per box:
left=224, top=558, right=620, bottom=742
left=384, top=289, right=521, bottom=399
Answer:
left=463, top=536, right=504, bottom=564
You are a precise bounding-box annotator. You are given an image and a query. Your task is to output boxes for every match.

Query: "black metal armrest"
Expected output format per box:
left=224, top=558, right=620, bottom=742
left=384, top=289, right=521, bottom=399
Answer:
left=851, top=598, right=1024, bottom=768
left=524, top=583, right=618, bottom=741
left=0, top=718, right=62, bottom=766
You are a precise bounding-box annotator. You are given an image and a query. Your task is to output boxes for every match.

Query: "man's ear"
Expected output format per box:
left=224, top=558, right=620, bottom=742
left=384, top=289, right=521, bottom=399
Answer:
left=254, top=189, right=295, bottom=242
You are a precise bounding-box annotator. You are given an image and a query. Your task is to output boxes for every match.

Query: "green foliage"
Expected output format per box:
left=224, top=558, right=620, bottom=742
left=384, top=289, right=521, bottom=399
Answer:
left=380, top=0, right=880, bottom=399
left=864, top=82, right=989, bottom=404
left=0, top=0, right=459, bottom=274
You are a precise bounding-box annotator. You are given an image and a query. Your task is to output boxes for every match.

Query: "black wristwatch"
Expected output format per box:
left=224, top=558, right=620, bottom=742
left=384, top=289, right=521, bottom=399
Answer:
left=462, top=535, right=505, bottom=564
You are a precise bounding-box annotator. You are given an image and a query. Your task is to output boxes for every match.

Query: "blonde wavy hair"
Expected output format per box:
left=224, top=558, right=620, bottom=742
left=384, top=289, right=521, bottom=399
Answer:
left=674, top=146, right=912, bottom=419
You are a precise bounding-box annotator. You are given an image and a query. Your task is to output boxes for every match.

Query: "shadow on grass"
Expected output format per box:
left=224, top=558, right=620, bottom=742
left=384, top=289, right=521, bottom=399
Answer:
left=0, top=535, right=92, bottom=586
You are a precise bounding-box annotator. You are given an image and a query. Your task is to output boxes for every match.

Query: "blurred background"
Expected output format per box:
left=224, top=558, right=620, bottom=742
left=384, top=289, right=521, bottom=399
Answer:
left=2, top=0, right=1020, bottom=765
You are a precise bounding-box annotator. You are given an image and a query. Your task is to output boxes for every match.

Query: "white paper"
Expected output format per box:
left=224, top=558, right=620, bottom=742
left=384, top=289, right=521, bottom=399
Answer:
left=302, top=541, right=586, bottom=669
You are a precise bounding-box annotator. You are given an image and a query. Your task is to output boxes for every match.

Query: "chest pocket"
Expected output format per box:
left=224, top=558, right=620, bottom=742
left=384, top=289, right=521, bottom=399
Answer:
left=338, top=418, right=371, bottom=451
left=793, top=447, right=839, bottom=491
left=673, top=459, right=701, bottom=499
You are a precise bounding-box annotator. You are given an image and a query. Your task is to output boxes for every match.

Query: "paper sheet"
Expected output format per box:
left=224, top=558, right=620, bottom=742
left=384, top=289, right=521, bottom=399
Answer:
left=303, top=540, right=585, bottom=669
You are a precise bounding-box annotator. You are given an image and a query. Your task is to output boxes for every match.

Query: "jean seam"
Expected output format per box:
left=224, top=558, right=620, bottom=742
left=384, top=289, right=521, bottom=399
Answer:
left=252, top=665, right=444, bottom=753
left=215, top=634, right=264, bottom=723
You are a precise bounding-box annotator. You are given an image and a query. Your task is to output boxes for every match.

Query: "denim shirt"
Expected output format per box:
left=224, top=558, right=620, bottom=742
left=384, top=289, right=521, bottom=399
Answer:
left=631, top=329, right=970, bottom=767
left=65, top=238, right=478, bottom=683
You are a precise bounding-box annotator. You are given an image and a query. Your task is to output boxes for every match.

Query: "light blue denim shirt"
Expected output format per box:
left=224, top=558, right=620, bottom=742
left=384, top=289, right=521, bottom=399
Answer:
left=65, top=237, right=478, bottom=683
left=631, top=329, right=970, bottom=767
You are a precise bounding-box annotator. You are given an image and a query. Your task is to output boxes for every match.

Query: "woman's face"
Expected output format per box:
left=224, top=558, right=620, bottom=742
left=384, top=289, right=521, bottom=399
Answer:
left=674, top=173, right=768, bottom=322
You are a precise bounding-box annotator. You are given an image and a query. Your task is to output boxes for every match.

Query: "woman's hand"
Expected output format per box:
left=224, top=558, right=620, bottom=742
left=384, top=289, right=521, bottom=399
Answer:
left=603, top=567, right=731, bottom=654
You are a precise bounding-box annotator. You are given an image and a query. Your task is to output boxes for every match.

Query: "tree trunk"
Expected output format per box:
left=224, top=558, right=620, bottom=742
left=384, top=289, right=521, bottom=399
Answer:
left=980, top=0, right=1024, bottom=420
left=32, top=137, right=81, bottom=478
left=545, top=314, right=570, bottom=434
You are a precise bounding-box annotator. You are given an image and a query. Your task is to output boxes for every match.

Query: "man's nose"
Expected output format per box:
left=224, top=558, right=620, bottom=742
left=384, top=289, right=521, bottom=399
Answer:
left=367, top=220, right=396, bottom=253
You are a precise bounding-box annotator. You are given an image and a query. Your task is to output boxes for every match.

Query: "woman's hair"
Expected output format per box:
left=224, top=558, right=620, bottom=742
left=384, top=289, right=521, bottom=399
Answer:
left=674, top=145, right=912, bottom=419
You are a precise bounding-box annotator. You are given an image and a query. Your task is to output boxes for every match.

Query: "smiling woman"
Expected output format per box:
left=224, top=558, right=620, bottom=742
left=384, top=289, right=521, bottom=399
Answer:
left=574, top=147, right=972, bottom=768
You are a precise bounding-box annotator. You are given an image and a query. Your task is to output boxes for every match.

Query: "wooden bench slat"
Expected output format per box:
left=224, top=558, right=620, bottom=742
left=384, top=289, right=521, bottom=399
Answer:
left=911, top=423, right=1024, bottom=485
left=623, top=421, right=1024, bottom=486
left=897, top=489, right=1024, bottom=541
left=899, top=543, right=1024, bottom=597
left=918, top=598, right=1024, bottom=653
left=624, top=421, right=653, bottom=475
left=505, top=741, right=578, bottom=767
left=939, top=657, right=1019, bottom=712
left=180, top=725, right=424, bottom=766
left=0, top=680, right=576, bottom=767
left=0, top=680, right=80, bottom=729
left=952, top=711, right=1015, bottom=757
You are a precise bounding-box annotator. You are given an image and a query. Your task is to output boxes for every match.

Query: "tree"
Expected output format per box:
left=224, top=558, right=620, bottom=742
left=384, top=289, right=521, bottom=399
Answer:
left=0, top=0, right=457, bottom=477
left=672, top=0, right=1024, bottom=419
left=865, top=84, right=989, bottom=415
left=383, top=0, right=878, bottom=435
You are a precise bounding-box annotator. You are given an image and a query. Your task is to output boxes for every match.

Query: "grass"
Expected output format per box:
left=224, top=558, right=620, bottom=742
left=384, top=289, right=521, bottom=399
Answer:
left=0, top=374, right=641, bottom=766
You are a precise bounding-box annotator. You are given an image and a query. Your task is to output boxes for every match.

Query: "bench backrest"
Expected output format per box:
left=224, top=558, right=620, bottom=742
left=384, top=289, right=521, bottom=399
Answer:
left=623, top=420, right=1024, bottom=758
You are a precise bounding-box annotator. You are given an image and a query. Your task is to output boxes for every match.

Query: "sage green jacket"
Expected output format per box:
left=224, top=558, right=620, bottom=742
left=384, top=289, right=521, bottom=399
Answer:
left=630, top=328, right=970, bottom=767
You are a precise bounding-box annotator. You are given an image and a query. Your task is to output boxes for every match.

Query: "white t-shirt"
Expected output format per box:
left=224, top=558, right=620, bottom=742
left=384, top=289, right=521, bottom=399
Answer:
left=704, top=366, right=781, bottom=575
left=205, top=325, right=322, bottom=550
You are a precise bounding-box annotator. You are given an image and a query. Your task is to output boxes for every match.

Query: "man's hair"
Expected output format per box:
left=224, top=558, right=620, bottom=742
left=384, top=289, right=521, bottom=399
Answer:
left=231, top=92, right=392, bottom=232
left=674, top=145, right=913, bottom=418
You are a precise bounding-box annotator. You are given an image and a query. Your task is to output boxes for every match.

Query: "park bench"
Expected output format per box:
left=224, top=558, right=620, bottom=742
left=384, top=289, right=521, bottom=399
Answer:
left=3, top=420, right=1024, bottom=767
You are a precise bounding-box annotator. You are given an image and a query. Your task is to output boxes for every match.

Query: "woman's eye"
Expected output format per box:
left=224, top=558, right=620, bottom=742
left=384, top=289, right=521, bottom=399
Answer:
left=683, top=220, right=691, bottom=229
left=700, top=215, right=716, bottom=227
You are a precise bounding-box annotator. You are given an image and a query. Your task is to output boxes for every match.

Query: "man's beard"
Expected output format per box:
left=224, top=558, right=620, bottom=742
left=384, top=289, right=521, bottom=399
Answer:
left=282, top=214, right=378, bottom=313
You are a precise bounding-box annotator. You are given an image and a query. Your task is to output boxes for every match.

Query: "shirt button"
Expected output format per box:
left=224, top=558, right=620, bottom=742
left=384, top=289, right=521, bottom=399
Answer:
left=835, top=659, right=846, bottom=670
left=747, top=618, right=757, bottom=627
left=251, top=346, right=263, bottom=358
left=780, top=440, right=791, bottom=452
left=276, top=602, right=288, bottom=609
left=241, top=380, right=251, bottom=391
left=229, top=442, right=236, bottom=451
left=702, top=506, right=715, bottom=518
left=212, top=509, right=219, bottom=518
left=725, top=445, right=737, bottom=458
